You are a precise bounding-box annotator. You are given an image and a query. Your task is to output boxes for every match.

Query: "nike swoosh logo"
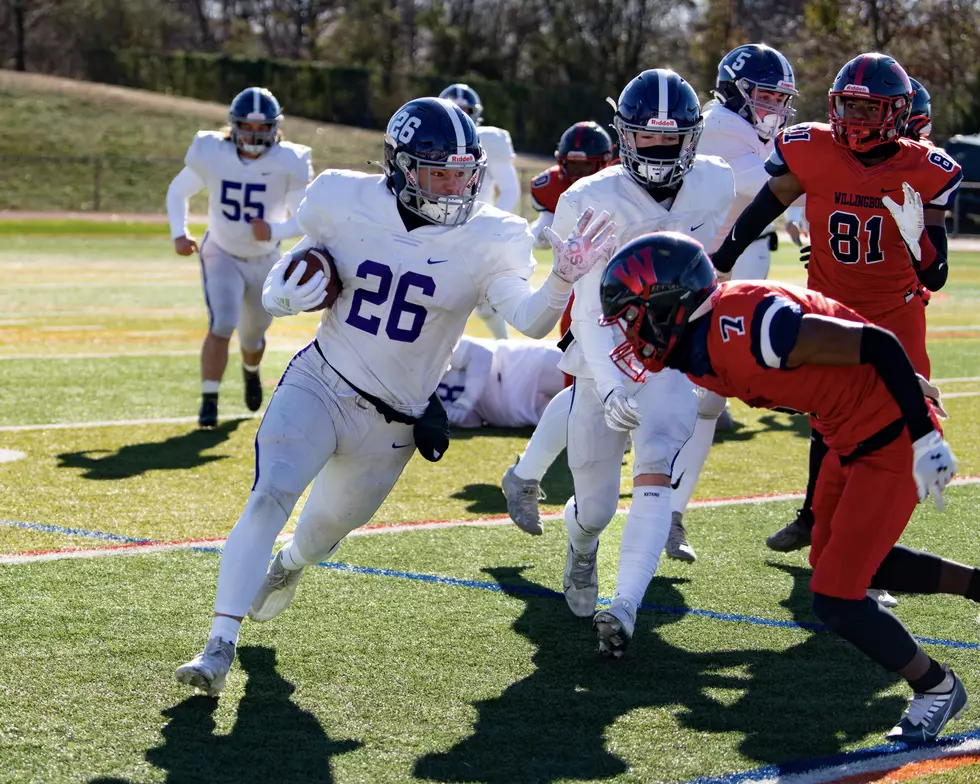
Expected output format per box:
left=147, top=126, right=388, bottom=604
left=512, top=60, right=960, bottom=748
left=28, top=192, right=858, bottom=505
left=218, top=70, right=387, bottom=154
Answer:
left=731, top=225, right=737, bottom=242
left=260, top=172, right=272, bottom=176
left=690, top=223, right=705, bottom=232
left=426, top=258, right=451, bottom=265
left=392, top=442, right=413, bottom=449
left=670, top=471, right=685, bottom=491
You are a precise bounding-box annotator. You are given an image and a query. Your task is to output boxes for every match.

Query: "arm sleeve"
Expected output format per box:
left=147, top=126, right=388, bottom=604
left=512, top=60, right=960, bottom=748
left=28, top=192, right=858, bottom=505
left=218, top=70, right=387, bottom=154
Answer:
left=486, top=274, right=572, bottom=339
left=294, top=173, right=339, bottom=245
left=269, top=186, right=308, bottom=242
left=166, top=166, right=207, bottom=240
left=488, top=157, right=521, bottom=214
left=529, top=210, right=555, bottom=249
left=711, top=183, right=788, bottom=273
left=916, top=223, right=949, bottom=290
left=570, top=262, right=626, bottom=401
left=452, top=340, right=494, bottom=411
left=860, top=325, right=934, bottom=441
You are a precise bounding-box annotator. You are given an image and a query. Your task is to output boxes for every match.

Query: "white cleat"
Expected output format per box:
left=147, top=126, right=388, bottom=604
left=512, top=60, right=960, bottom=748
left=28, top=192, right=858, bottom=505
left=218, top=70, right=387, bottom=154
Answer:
left=175, top=637, right=235, bottom=696
left=563, top=541, right=599, bottom=618
left=594, top=600, right=636, bottom=659
left=666, top=512, right=697, bottom=562
left=501, top=458, right=546, bottom=535
left=248, top=550, right=305, bottom=622
left=868, top=588, right=899, bottom=608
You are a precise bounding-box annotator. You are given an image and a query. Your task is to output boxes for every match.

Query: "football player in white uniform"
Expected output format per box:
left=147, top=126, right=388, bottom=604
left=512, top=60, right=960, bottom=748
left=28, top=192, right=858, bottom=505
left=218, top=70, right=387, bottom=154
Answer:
left=665, top=44, right=799, bottom=561
left=437, top=336, right=565, bottom=428
left=167, top=87, right=313, bottom=428
left=506, top=69, right=734, bottom=658
left=440, top=83, right=521, bottom=340
left=175, top=97, right=616, bottom=695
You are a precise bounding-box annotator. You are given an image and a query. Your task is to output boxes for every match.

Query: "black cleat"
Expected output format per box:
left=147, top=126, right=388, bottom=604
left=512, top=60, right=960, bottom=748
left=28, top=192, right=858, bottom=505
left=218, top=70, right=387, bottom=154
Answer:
left=243, top=367, right=263, bottom=412
left=887, top=665, right=968, bottom=743
left=198, top=394, right=219, bottom=428
left=766, top=507, right=814, bottom=552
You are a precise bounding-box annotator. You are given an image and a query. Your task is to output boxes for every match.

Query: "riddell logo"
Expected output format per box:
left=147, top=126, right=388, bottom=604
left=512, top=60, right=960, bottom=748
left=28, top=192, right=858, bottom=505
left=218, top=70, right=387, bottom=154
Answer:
left=842, top=84, right=871, bottom=94
left=645, top=118, right=678, bottom=128
left=449, top=154, right=475, bottom=163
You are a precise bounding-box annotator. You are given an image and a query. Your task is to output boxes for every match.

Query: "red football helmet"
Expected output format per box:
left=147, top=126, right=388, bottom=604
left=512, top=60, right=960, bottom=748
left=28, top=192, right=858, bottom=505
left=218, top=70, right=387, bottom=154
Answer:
left=555, top=122, right=614, bottom=182
left=829, top=53, right=913, bottom=153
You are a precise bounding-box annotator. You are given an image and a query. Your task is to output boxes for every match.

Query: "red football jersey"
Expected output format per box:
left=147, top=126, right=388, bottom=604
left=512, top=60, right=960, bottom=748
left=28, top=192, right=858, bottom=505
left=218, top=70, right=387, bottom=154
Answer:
left=529, top=165, right=571, bottom=214
left=771, top=123, right=961, bottom=321
left=689, top=281, right=901, bottom=454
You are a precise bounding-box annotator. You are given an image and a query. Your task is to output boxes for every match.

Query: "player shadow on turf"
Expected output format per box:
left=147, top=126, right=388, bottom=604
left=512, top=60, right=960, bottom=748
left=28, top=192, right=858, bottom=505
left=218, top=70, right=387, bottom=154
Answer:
left=675, top=561, right=905, bottom=763
left=414, top=565, right=905, bottom=783
left=713, top=411, right=811, bottom=444
left=89, top=646, right=361, bottom=784
left=56, top=419, right=247, bottom=480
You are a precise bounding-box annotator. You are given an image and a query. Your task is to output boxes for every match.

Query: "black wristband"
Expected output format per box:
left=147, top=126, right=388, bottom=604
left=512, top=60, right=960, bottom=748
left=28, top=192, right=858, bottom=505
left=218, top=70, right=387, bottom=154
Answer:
left=859, top=325, right=932, bottom=442
left=916, top=224, right=949, bottom=290
left=711, top=184, right=788, bottom=273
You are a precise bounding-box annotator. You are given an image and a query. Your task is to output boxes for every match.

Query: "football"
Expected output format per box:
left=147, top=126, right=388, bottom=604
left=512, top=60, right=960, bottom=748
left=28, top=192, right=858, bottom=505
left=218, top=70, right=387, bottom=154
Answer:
left=285, top=247, right=341, bottom=312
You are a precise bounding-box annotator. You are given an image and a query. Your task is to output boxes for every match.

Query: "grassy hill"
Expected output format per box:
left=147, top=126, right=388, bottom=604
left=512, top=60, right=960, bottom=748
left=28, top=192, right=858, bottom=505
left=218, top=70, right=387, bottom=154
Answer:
left=0, top=71, right=551, bottom=216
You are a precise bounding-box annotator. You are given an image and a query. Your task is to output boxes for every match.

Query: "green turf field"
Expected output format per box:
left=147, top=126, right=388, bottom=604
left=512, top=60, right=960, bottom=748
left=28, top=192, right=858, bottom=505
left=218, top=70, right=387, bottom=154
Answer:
left=2, top=227, right=980, bottom=783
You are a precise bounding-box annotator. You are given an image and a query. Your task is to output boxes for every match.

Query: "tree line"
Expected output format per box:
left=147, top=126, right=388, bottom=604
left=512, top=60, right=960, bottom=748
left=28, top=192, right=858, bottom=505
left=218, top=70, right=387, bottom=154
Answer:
left=4, top=0, right=980, bottom=149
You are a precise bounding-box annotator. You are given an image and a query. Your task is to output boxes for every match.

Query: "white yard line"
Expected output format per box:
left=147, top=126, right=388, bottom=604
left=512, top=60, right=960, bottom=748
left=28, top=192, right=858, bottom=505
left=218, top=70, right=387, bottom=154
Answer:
left=0, top=414, right=259, bottom=432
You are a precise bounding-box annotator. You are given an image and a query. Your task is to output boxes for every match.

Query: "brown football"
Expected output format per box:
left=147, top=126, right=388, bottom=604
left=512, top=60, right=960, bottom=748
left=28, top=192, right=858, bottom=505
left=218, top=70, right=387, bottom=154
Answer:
left=284, top=248, right=342, bottom=311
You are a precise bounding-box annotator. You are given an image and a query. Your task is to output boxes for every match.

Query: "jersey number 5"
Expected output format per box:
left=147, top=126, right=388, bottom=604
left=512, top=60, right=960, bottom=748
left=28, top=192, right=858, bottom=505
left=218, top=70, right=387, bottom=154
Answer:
left=220, top=180, right=265, bottom=222
left=345, top=260, right=435, bottom=343
left=828, top=210, right=883, bottom=265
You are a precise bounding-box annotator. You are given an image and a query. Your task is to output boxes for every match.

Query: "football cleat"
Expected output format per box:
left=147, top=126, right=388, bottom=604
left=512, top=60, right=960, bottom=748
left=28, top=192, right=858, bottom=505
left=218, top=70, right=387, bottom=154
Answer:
left=198, top=394, right=218, bottom=429
left=765, top=507, right=814, bottom=552
left=501, top=458, right=546, bottom=536
left=594, top=600, right=636, bottom=658
left=175, top=637, right=235, bottom=696
left=243, top=367, right=263, bottom=412
left=248, top=550, right=305, bottom=622
left=666, top=512, right=697, bottom=562
left=887, top=665, right=968, bottom=743
left=868, top=588, right=899, bottom=608
left=563, top=540, right=599, bottom=618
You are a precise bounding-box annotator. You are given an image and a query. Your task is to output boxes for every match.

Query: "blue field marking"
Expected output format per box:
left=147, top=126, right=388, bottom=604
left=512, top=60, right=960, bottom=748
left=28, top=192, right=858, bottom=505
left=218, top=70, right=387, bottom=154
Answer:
left=4, top=518, right=979, bottom=652
left=682, top=726, right=980, bottom=783
left=0, top=519, right=152, bottom=544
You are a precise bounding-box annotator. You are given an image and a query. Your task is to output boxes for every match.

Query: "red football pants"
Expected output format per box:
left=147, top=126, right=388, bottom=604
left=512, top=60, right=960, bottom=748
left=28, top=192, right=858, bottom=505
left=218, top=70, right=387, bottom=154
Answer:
left=808, top=434, right=919, bottom=600
left=874, top=295, right=930, bottom=379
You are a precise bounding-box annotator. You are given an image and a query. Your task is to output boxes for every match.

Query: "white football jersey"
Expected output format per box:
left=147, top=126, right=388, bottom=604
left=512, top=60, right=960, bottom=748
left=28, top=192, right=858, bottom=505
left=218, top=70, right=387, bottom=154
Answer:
left=296, top=170, right=536, bottom=410
left=439, top=337, right=563, bottom=427
left=476, top=125, right=519, bottom=213
left=553, top=160, right=736, bottom=398
left=698, top=103, right=776, bottom=253
left=184, top=132, right=313, bottom=258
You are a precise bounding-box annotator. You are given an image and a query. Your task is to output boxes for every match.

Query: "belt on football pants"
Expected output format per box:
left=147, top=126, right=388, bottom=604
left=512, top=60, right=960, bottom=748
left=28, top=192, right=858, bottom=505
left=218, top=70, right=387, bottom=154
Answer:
left=557, top=329, right=574, bottom=352
left=314, top=340, right=418, bottom=425
left=837, top=418, right=904, bottom=466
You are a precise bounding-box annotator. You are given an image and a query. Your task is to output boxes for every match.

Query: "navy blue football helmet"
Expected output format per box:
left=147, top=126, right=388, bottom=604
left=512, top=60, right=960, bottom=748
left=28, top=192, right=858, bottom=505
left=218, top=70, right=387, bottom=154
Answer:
left=439, top=84, right=484, bottom=125
left=612, top=69, right=704, bottom=191
left=384, top=98, right=487, bottom=226
left=599, top=232, right=717, bottom=378
left=904, top=78, right=932, bottom=141
left=228, top=87, right=283, bottom=155
left=556, top=121, right=614, bottom=181
left=829, top=53, right=913, bottom=153
left=714, top=44, right=798, bottom=140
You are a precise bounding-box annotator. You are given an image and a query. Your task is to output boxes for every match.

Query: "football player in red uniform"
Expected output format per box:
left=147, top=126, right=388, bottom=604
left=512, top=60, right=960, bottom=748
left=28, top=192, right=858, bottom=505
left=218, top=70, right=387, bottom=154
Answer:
left=599, top=230, right=971, bottom=743
left=709, top=54, right=961, bottom=554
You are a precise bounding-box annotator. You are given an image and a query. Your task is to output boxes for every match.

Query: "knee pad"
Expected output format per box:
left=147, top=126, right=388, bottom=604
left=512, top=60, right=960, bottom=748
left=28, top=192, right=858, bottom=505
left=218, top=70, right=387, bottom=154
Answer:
left=633, top=435, right=678, bottom=477
left=564, top=493, right=614, bottom=538
left=697, top=389, right=728, bottom=420
left=251, top=470, right=303, bottom=516
left=208, top=317, right=236, bottom=340
left=244, top=486, right=299, bottom=523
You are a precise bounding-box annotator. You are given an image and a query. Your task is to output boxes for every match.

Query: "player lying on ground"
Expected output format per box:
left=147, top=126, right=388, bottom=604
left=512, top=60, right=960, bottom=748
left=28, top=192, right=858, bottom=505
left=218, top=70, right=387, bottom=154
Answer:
left=437, top=336, right=564, bottom=429
left=599, top=230, right=973, bottom=743
left=175, top=96, right=616, bottom=696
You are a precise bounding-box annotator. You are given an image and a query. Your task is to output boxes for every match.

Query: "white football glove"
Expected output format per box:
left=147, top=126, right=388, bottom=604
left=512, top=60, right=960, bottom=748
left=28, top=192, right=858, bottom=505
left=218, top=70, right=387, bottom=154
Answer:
left=445, top=401, right=474, bottom=427
left=603, top=387, right=642, bottom=432
left=882, top=182, right=924, bottom=263
left=262, top=258, right=328, bottom=317
left=544, top=207, right=618, bottom=284
left=917, top=374, right=949, bottom=419
left=911, top=430, right=957, bottom=511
